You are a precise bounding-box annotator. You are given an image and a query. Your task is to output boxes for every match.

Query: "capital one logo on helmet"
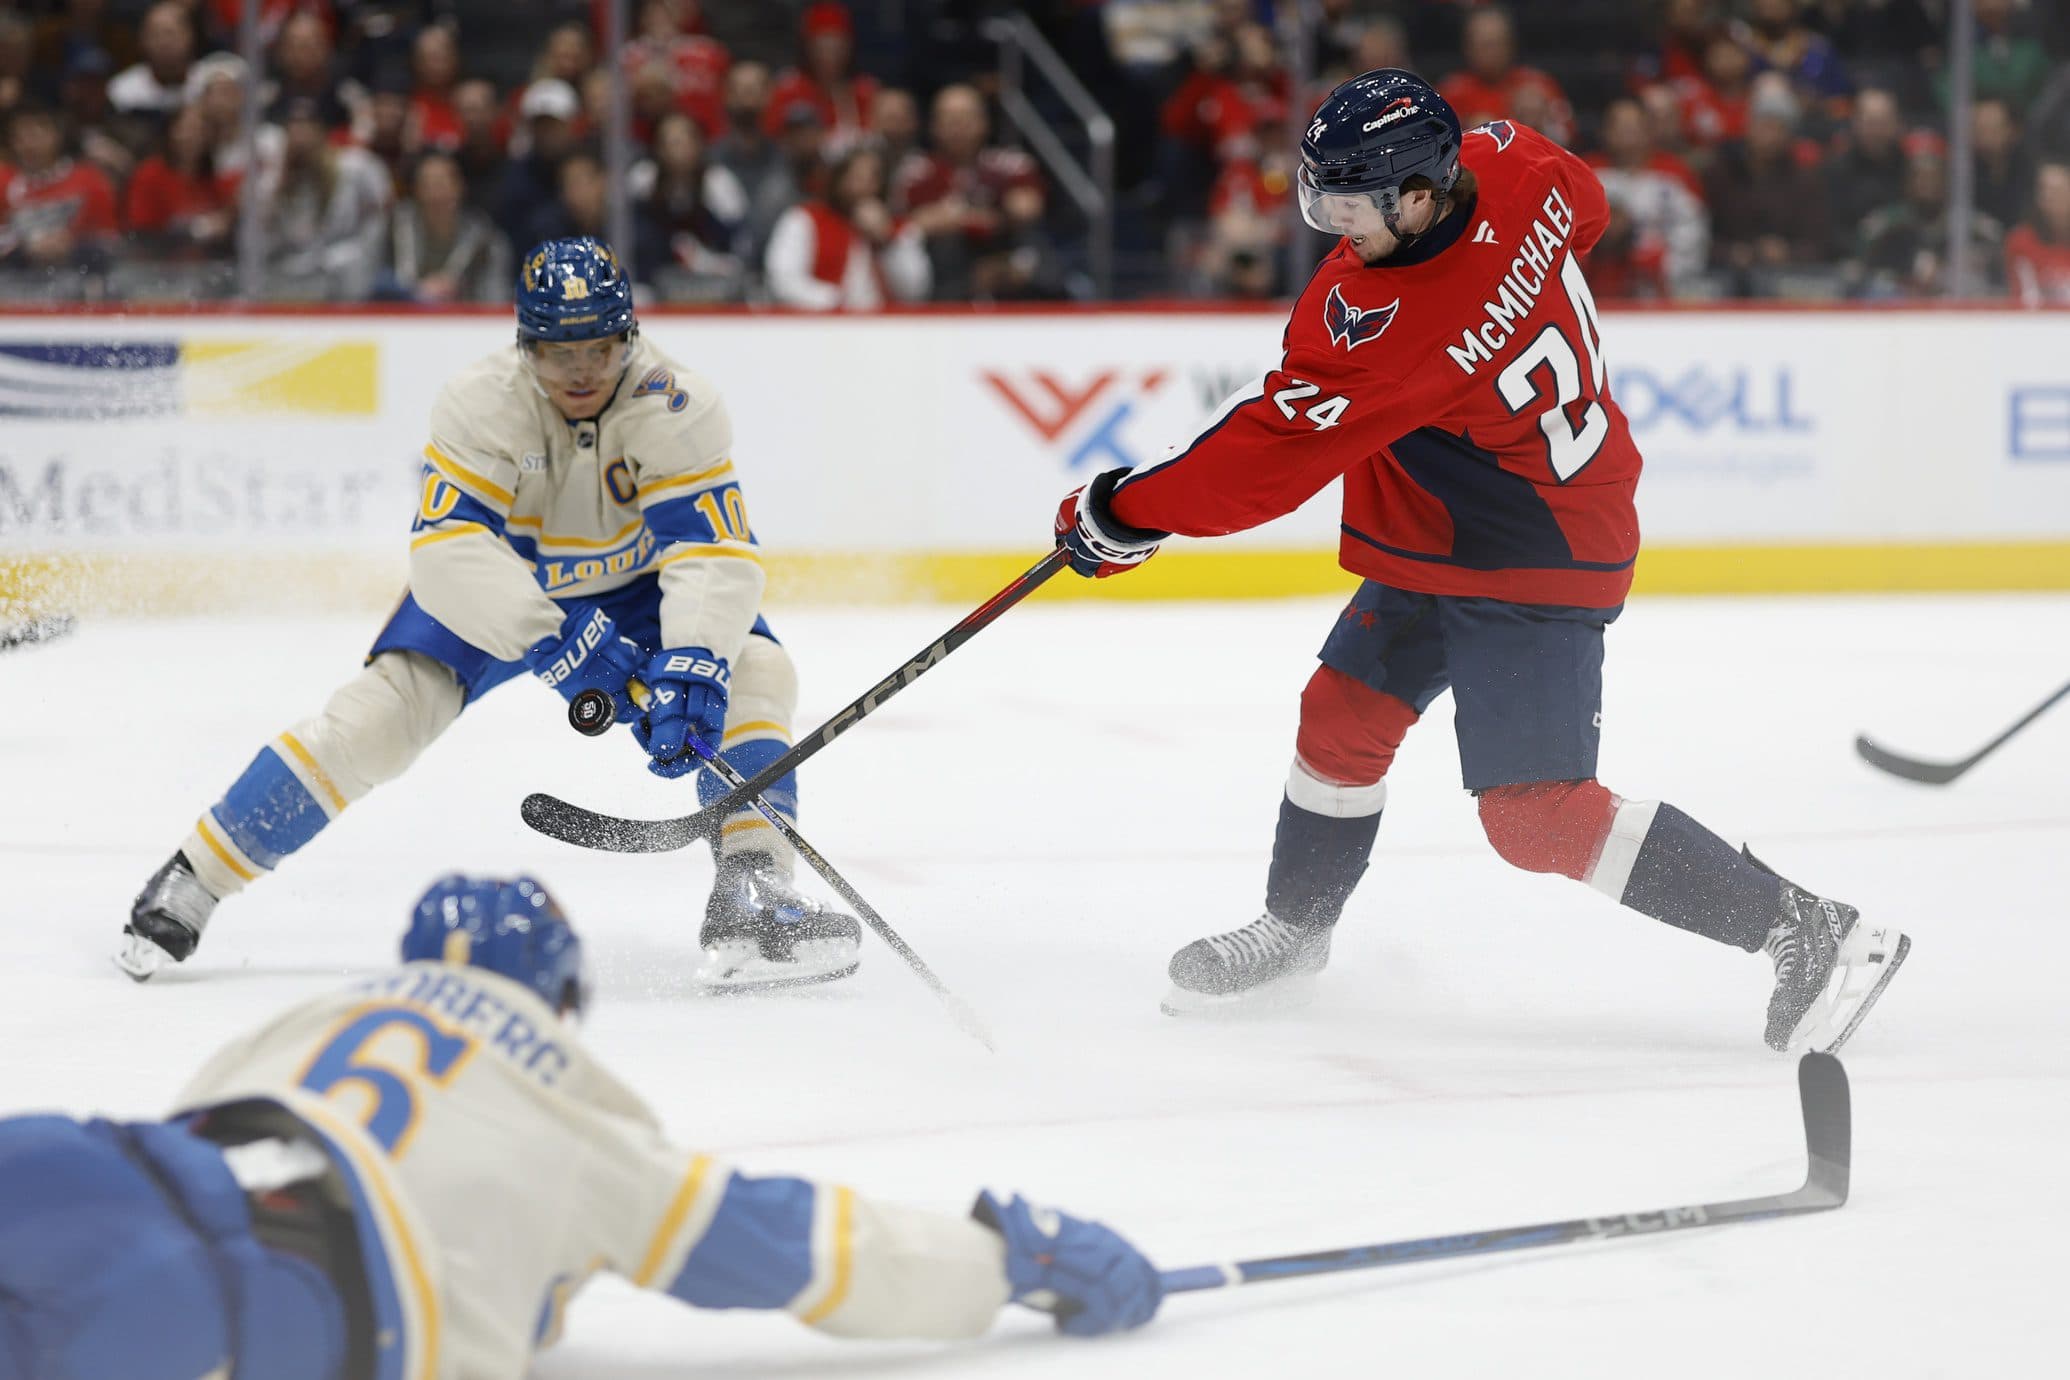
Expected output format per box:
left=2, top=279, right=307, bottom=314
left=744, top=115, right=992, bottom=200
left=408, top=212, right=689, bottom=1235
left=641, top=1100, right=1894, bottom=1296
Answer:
left=1362, top=97, right=1418, bottom=133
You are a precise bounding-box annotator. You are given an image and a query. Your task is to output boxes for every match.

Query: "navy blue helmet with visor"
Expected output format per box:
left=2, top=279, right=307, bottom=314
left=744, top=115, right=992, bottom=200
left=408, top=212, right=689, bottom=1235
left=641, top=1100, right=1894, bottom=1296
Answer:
left=1297, top=69, right=1463, bottom=236
left=515, top=236, right=635, bottom=345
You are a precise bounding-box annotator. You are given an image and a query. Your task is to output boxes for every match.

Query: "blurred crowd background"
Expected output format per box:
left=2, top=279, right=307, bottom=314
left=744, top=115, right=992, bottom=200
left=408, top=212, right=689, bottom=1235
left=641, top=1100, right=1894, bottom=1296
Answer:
left=2, top=0, right=2067, bottom=308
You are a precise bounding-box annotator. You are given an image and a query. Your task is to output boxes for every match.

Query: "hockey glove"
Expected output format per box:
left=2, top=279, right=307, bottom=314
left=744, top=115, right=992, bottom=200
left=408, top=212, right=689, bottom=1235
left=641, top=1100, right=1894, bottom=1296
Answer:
left=1054, top=468, right=1168, bottom=578
left=525, top=603, right=645, bottom=725
left=632, top=647, right=730, bottom=780
left=972, top=1190, right=1162, bottom=1337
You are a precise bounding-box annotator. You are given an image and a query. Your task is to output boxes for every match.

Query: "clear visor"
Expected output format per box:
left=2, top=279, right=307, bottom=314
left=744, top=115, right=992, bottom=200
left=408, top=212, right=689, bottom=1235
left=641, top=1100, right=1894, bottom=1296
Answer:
left=523, top=335, right=630, bottom=389
left=1296, top=163, right=1398, bottom=236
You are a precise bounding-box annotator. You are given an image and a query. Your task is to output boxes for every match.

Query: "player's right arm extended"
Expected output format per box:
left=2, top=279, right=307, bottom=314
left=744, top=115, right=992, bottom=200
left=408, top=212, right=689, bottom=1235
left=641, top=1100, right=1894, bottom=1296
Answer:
left=1107, top=344, right=1445, bottom=538
left=609, top=1148, right=1014, bottom=1339
left=408, top=395, right=566, bottom=661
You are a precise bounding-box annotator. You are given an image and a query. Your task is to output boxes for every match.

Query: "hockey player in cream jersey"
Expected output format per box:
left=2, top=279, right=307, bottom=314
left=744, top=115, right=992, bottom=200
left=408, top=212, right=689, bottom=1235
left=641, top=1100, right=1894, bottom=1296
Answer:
left=121, top=237, right=858, bottom=993
left=2, top=876, right=1162, bottom=1379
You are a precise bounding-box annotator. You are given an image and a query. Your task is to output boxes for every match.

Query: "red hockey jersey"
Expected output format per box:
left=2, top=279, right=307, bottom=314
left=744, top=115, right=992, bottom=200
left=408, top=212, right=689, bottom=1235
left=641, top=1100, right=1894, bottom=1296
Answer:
left=1109, top=121, right=1642, bottom=609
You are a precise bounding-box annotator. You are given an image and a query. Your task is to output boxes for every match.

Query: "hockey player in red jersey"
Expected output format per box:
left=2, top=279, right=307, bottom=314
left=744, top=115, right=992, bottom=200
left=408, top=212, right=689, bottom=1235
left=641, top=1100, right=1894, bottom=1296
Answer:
left=1053, top=69, right=1908, bottom=1053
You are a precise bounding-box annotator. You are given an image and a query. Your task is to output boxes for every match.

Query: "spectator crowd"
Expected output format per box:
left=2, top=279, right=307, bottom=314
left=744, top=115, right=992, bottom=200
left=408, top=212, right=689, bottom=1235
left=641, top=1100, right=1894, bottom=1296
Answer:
left=0, top=0, right=2067, bottom=307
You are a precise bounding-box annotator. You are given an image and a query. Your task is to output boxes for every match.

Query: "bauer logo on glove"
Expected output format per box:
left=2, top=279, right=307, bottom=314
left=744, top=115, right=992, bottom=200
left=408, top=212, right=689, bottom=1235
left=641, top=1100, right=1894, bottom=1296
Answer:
left=525, top=603, right=646, bottom=726
left=534, top=606, right=617, bottom=687
left=658, top=653, right=730, bottom=684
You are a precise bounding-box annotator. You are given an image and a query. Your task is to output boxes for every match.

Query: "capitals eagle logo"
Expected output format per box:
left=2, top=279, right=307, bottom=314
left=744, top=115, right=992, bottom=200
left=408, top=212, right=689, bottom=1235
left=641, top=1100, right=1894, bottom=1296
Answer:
left=1471, top=119, right=1517, bottom=149
left=1324, top=283, right=1399, bottom=351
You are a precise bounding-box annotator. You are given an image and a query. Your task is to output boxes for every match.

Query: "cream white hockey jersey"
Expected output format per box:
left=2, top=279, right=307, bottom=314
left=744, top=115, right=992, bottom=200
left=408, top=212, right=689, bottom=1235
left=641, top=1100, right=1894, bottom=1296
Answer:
left=408, top=336, right=767, bottom=664
left=174, top=964, right=1011, bottom=1380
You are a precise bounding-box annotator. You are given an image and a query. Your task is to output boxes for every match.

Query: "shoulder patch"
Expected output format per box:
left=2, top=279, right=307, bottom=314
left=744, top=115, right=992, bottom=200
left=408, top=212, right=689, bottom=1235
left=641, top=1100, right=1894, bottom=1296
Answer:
left=1469, top=120, right=1517, bottom=150
left=1473, top=221, right=1498, bottom=244
left=633, top=367, right=690, bottom=413
left=1324, top=283, right=1400, bottom=351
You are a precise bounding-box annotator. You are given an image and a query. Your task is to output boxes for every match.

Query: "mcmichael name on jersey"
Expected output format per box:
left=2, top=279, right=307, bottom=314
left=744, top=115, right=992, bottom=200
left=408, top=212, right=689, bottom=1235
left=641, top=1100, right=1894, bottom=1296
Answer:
left=1444, top=181, right=1579, bottom=377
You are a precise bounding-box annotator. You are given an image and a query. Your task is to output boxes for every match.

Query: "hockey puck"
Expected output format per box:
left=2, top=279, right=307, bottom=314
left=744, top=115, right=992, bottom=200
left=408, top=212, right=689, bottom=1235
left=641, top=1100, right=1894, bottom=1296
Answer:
left=568, top=689, right=616, bottom=737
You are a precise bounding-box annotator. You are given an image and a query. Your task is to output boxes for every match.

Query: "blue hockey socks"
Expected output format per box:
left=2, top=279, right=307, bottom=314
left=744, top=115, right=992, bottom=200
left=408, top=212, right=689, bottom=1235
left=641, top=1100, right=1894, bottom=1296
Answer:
left=1265, top=794, right=1383, bottom=930
left=183, top=735, right=347, bottom=896
left=1612, top=803, right=1783, bottom=953
left=696, top=733, right=798, bottom=858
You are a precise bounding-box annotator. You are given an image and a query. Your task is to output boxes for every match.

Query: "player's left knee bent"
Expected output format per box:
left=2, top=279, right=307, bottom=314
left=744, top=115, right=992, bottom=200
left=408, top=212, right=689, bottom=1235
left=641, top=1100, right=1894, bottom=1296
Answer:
left=310, top=651, right=466, bottom=794
left=1477, top=780, right=1620, bottom=881
left=1293, top=666, right=1419, bottom=817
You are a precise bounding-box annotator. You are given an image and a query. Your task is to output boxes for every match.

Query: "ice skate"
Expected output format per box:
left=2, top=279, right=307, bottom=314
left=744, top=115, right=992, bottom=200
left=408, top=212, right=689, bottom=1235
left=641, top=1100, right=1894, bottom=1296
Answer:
left=694, top=852, right=861, bottom=994
left=1761, top=876, right=1909, bottom=1054
left=117, top=851, right=219, bottom=982
left=1162, top=912, right=1332, bottom=1017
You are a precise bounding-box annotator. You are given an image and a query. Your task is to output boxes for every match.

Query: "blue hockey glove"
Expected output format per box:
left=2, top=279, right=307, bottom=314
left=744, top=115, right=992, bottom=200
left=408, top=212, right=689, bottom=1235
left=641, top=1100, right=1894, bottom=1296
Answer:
left=972, top=1190, right=1162, bottom=1337
left=525, top=603, right=645, bottom=724
left=1054, top=467, right=1167, bottom=578
left=632, top=647, right=730, bottom=779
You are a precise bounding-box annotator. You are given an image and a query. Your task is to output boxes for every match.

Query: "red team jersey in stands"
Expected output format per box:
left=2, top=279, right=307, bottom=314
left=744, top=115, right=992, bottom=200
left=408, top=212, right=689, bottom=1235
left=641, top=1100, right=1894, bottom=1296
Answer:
left=1108, top=121, right=1641, bottom=609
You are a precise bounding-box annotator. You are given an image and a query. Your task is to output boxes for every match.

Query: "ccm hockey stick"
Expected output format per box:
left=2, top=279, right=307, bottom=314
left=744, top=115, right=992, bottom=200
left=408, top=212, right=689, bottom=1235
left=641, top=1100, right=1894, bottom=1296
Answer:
left=523, top=548, right=1071, bottom=852
left=1855, top=677, right=2070, bottom=785
left=566, top=688, right=994, bottom=1051
left=1159, top=1053, right=1850, bottom=1298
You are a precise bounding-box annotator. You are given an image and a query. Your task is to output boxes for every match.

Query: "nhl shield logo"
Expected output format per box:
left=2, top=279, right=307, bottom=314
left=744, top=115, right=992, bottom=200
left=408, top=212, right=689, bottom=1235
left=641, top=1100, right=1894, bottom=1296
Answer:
left=1324, top=283, right=1399, bottom=351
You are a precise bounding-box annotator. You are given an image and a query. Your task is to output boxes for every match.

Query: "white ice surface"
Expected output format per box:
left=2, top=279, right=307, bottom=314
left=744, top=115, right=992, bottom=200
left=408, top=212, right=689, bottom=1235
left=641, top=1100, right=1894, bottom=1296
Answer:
left=3, top=593, right=2067, bottom=1378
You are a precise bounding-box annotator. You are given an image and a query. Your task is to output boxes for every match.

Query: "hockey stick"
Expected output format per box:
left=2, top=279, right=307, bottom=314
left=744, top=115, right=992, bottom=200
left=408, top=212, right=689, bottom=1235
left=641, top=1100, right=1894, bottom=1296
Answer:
left=567, top=688, right=995, bottom=1051
left=522, top=548, right=1071, bottom=853
left=1158, top=1053, right=1849, bottom=1297
left=0, top=613, right=76, bottom=653
left=1855, top=678, right=2070, bottom=785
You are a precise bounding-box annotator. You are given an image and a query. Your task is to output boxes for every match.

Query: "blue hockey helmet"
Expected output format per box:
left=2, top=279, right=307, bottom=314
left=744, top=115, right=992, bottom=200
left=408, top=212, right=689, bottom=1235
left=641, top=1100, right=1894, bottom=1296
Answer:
left=402, top=874, right=590, bottom=1016
left=1297, top=68, right=1463, bottom=236
left=515, top=237, right=636, bottom=345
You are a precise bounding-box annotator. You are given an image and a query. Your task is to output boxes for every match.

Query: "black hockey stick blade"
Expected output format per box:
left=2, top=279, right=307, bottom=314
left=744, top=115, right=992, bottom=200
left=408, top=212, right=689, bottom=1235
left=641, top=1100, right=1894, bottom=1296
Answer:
left=521, top=684, right=708, bottom=853
left=524, top=685, right=736, bottom=853
left=0, top=613, right=76, bottom=653
left=521, top=791, right=705, bottom=853
left=522, top=548, right=1072, bottom=853
left=1158, top=1053, right=1849, bottom=1297
left=1855, top=677, right=2070, bottom=786
left=1852, top=735, right=1972, bottom=786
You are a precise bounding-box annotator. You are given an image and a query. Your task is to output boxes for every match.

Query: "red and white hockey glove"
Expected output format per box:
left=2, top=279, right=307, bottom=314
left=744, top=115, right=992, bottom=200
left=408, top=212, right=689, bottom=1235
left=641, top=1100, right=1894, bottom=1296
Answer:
left=1054, top=468, right=1168, bottom=578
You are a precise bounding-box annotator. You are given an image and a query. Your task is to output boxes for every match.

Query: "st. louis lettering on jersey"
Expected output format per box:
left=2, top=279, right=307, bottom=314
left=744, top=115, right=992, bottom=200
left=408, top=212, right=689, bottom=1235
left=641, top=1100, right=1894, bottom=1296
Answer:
left=405, top=333, right=767, bottom=666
